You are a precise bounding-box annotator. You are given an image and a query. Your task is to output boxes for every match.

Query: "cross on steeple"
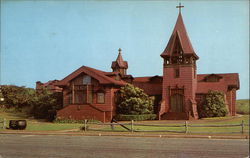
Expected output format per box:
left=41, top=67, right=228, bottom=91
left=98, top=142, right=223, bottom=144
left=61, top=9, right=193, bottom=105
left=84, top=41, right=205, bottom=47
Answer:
left=118, top=48, right=122, bottom=54
left=176, top=3, right=184, bottom=13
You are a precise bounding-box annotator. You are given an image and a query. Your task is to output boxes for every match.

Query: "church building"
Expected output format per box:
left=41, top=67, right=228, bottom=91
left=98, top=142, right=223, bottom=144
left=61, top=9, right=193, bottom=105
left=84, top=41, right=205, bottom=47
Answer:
left=37, top=5, right=239, bottom=122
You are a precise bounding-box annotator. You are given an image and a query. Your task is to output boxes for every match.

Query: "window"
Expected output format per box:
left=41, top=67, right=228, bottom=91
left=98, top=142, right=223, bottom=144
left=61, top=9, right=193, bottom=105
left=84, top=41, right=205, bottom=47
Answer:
left=175, top=69, right=180, bottom=78
left=72, top=84, right=92, bottom=104
left=97, top=92, right=105, bottom=104
left=83, top=75, right=91, bottom=85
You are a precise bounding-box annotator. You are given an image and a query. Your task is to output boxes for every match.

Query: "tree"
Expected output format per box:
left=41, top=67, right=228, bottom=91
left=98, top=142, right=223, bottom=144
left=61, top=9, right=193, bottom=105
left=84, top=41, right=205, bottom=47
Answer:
left=198, top=90, right=228, bottom=118
left=0, top=85, right=63, bottom=121
left=0, top=85, right=36, bottom=109
left=116, top=84, right=154, bottom=115
left=31, top=88, right=63, bottom=121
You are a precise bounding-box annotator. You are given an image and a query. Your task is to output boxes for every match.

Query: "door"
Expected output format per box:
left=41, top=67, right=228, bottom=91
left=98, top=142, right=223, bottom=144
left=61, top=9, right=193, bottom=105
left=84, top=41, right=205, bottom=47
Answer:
left=170, top=93, right=183, bottom=112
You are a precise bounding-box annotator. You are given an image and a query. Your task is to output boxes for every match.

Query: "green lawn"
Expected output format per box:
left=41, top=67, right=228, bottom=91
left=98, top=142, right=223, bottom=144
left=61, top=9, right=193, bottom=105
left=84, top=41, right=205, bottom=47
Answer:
left=0, top=108, right=249, bottom=134
left=236, top=99, right=249, bottom=115
left=87, top=115, right=249, bottom=135
left=0, top=108, right=82, bottom=131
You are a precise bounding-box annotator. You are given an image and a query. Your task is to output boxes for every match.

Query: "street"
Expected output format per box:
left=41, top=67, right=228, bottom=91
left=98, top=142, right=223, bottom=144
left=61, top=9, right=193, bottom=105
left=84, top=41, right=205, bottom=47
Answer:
left=0, top=134, right=249, bottom=158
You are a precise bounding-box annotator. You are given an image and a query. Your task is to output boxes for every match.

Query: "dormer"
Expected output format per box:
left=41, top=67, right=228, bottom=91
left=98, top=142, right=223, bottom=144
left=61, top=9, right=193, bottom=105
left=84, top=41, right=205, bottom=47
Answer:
left=203, top=74, right=222, bottom=82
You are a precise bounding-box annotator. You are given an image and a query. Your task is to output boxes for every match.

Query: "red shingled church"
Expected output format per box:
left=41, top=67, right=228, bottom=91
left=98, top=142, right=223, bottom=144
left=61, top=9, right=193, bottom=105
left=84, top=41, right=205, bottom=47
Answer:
left=36, top=7, right=239, bottom=122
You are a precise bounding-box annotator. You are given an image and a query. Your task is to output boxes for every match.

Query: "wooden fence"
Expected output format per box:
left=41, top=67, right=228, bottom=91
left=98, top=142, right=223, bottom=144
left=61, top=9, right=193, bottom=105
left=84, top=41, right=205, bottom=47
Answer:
left=84, top=120, right=249, bottom=134
left=0, top=118, right=6, bottom=129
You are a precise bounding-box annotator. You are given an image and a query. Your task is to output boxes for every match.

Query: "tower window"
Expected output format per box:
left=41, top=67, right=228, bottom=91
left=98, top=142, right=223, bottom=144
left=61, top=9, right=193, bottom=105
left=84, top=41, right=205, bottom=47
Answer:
left=175, top=69, right=180, bottom=78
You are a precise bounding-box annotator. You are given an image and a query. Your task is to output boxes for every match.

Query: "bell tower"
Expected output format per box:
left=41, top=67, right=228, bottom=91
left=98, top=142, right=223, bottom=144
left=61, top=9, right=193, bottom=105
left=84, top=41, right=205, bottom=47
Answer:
left=111, top=48, right=128, bottom=76
left=160, top=4, right=199, bottom=119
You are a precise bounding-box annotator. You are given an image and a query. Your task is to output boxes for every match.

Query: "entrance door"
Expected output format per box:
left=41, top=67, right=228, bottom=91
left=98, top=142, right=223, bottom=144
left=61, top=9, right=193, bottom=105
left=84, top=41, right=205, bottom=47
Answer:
left=170, top=93, right=183, bottom=112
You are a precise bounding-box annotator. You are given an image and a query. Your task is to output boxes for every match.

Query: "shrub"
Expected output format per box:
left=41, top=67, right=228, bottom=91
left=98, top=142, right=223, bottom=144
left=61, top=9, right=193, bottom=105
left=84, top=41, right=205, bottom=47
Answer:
left=116, top=84, right=154, bottom=115
left=114, top=114, right=157, bottom=121
left=54, top=118, right=101, bottom=124
left=236, top=99, right=249, bottom=115
left=198, top=90, right=228, bottom=118
left=0, top=85, right=36, bottom=110
left=0, top=85, right=63, bottom=121
left=31, top=89, right=63, bottom=121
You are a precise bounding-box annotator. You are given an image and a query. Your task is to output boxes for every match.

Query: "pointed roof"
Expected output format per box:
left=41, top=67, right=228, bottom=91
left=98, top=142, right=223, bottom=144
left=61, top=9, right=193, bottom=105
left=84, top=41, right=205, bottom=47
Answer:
left=111, top=48, right=128, bottom=69
left=161, top=13, right=199, bottom=59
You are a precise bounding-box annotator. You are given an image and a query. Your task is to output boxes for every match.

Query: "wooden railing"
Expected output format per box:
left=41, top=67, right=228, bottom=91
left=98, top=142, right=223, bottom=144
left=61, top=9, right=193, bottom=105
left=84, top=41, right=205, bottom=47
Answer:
left=84, top=120, right=249, bottom=134
left=0, top=118, right=6, bottom=129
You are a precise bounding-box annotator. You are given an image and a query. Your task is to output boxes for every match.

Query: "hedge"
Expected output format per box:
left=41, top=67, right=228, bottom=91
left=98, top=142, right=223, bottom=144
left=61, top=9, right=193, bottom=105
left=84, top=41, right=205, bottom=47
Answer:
left=114, top=114, right=157, bottom=121
left=54, top=118, right=101, bottom=124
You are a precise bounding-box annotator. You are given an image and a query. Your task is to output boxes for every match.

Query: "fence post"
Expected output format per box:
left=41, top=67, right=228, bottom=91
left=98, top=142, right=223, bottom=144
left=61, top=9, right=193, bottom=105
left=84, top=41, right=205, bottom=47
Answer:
left=3, top=118, right=6, bottom=129
left=241, top=120, right=244, bottom=134
left=185, top=121, right=188, bottom=134
left=131, top=120, right=134, bottom=133
left=84, top=119, right=87, bottom=132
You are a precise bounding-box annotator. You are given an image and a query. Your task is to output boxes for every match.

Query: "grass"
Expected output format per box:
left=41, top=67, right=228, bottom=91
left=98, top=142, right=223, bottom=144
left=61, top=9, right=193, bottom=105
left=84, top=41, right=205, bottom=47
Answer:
left=87, top=115, right=249, bottom=135
left=0, top=108, right=82, bottom=131
left=236, top=99, right=249, bottom=115
left=0, top=107, right=249, bottom=134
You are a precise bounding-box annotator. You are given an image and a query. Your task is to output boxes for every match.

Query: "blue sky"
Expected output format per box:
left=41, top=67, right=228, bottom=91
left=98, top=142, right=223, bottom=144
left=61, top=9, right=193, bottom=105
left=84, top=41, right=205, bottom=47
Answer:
left=1, top=0, right=249, bottom=99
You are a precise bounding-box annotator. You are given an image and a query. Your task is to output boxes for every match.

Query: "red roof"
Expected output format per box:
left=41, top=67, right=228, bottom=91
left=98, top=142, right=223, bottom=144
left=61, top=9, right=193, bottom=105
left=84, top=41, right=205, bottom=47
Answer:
left=197, top=73, right=240, bottom=93
left=133, top=75, right=163, bottom=82
left=55, top=66, right=126, bottom=86
left=161, top=13, right=198, bottom=59
left=36, top=80, right=62, bottom=92
left=133, top=76, right=162, bottom=95
left=133, top=77, right=152, bottom=82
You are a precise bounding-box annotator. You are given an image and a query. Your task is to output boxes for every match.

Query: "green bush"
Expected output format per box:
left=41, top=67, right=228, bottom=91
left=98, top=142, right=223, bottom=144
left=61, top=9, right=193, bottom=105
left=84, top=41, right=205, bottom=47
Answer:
left=198, top=90, right=228, bottom=118
left=31, top=90, right=63, bottom=121
left=114, top=114, right=157, bottom=121
left=0, top=85, right=36, bottom=109
left=116, top=84, right=154, bottom=115
left=54, top=118, right=101, bottom=124
left=236, top=99, right=249, bottom=115
left=0, top=85, right=63, bottom=121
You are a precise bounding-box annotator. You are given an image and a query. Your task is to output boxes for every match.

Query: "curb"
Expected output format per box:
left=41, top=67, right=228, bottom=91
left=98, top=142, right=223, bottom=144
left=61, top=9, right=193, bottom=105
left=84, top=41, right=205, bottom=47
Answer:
left=0, top=131, right=249, bottom=139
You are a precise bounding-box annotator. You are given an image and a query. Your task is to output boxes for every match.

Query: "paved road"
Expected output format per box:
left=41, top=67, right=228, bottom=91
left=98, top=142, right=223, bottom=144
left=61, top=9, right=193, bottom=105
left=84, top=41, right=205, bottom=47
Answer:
left=0, top=134, right=249, bottom=158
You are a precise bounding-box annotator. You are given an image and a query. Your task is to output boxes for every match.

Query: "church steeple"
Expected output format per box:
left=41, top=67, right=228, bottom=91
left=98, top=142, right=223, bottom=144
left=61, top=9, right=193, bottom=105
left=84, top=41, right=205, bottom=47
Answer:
left=161, top=11, right=199, bottom=65
left=160, top=5, right=199, bottom=120
left=111, top=48, right=128, bottom=75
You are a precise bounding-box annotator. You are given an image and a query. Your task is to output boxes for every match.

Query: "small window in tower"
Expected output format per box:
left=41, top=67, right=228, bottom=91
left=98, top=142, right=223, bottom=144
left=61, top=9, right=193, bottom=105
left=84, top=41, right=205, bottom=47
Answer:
left=175, top=69, right=180, bottom=78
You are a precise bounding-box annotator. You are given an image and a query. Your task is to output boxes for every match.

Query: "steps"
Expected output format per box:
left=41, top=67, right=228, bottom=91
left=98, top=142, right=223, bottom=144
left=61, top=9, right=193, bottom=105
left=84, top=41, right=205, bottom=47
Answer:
left=161, top=112, right=189, bottom=120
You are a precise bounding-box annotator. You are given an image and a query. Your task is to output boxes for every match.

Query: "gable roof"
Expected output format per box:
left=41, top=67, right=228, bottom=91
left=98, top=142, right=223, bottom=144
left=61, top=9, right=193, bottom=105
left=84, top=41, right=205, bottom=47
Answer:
left=161, top=13, right=198, bottom=59
left=197, top=73, right=240, bottom=93
left=55, top=66, right=126, bottom=86
left=36, top=80, right=62, bottom=92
